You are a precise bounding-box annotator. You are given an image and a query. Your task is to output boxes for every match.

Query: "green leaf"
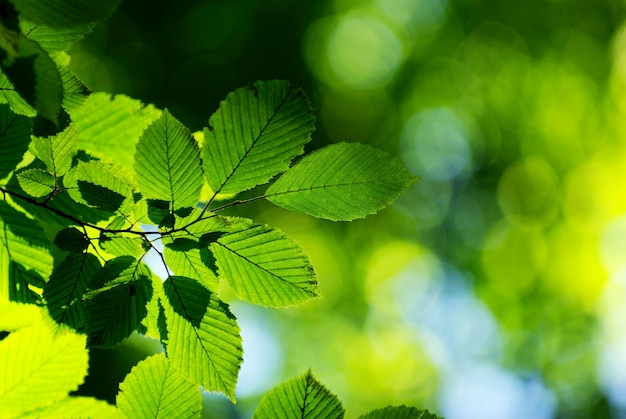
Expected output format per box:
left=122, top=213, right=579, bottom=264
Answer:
left=7, top=261, right=44, bottom=304
left=163, top=275, right=242, bottom=400
left=253, top=370, right=344, bottom=419
left=117, top=353, right=202, bottom=418
left=211, top=218, right=318, bottom=307
left=43, top=252, right=101, bottom=329
left=0, top=200, right=53, bottom=280
left=69, top=92, right=161, bottom=173
left=31, top=123, right=78, bottom=177
left=359, top=406, right=443, bottom=419
left=266, top=142, right=418, bottom=221
left=99, top=234, right=144, bottom=258
left=0, top=71, right=36, bottom=116
left=135, top=109, right=203, bottom=212
left=0, top=34, right=63, bottom=123
left=84, top=256, right=153, bottom=347
left=0, top=104, right=32, bottom=178
left=78, top=181, right=126, bottom=212
left=20, top=20, right=95, bottom=53
left=0, top=300, right=41, bottom=331
left=16, top=168, right=55, bottom=197
left=54, top=56, right=90, bottom=112
left=11, top=0, right=121, bottom=28
left=64, top=160, right=134, bottom=214
left=164, top=243, right=219, bottom=292
left=21, top=396, right=119, bottom=418
left=0, top=321, right=88, bottom=417
left=203, top=80, right=315, bottom=195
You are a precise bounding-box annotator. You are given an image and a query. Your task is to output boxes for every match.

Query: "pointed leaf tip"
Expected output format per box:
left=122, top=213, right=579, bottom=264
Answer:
left=266, top=142, right=418, bottom=221
left=203, top=80, right=315, bottom=196
left=253, top=370, right=344, bottom=419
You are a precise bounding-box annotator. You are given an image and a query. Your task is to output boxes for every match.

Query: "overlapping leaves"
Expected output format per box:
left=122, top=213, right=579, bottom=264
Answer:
left=0, top=72, right=418, bottom=413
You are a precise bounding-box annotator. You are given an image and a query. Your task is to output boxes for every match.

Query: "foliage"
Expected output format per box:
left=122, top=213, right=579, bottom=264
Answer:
left=0, top=1, right=437, bottom=417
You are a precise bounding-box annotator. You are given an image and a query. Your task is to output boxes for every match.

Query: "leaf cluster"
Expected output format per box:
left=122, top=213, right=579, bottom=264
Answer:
left=0, top=1, right=437, bottom=417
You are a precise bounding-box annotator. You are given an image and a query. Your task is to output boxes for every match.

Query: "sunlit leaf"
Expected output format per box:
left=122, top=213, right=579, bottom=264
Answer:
left=0, top=201, right=53, bottom=279
left=69, top=92, right=161, bottom=172
left=43, top=252, right=101, bottom=329
left=117, top=353, right=202, bottom=418
left=164, top=244, right=219, bottom=292
left=0, top=34, right=62, bottom=123
left=0, top=72, right=36, bottom=116
left=211, top=217, right=318, bottom=307
left=253, top=370, right=344, bottom=419
left=203, top=80, right=315, bottom=195
left=0, top=321, right=88, bottom=417
left=266, top=142, right=418, bottom=221
left=0, top=104, right=32, bottom=178
left=21, top=396, right=119, bottom=418
left=16, top=168, right=55, bottom=197
left=0, top=300, right=41, bottom=331
left=135, top=109, right=203, bottom=212
left=31, top=123, right=78, bottom=177
left=11, top=0, right=121, bottom=28
left=163, top=275, right=242, bottom=400
left=20, top=20, right=95, bottom=53
left=359, top=406, right=443, bottom=419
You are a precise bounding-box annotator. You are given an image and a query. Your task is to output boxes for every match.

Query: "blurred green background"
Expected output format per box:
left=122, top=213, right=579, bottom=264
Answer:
left=68, top=0, right=626, bottom=417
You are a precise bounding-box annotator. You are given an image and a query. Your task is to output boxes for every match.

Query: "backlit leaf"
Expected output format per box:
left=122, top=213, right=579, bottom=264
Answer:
left=359, top=406, right=443, bottom=419
left=163, top=275, right=242, bottom=400
left=253, top=370, right=344, bottom=419
left=117, top=353, right=202, bottom=418
left=0, top=321, right=88, bottom=417
left=31, top=123, right=78, bottom=177
left=135, top=109, right=203, bottom=212
left=11, top=0, right=121, bottom=28
left=266, top=142, right=418, bottom=221
left=69, top=92, right=161, bottom=173
left=211, top=217, right=318, bottom=307
left=203, top=80, right=315, bottom=195
left=16, top=168, right=55, bottom=197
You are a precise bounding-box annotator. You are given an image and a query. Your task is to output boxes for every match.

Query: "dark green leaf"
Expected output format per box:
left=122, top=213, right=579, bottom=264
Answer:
left=43, top=252, right=101, bottom=329
left=0, top=104, right=31, bottom=178
left=253, top=370, right=344, bottom=419
left=19, top=20, right=95, bottom=53
left=11, top=0, right=121, bottom=28
left=0, top=200, right=53, bottom=279
left=0, top=34, right=62, bottom=123
left=77, top=181, right=125, bottom=212
left=8, top=262, right=43, bottom=304
left=266, top=142, right=418, bottom=221
left=53, top=227, right=89, bottom=253
left=84, top=256, right=153, bottom=347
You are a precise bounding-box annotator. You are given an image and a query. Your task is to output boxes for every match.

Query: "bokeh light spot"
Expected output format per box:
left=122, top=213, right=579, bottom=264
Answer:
left=401, top=108, right=472, bottom=181
left=497, top=157, right=560, bottom=226
left=305, top=11, right=404, bottom=90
